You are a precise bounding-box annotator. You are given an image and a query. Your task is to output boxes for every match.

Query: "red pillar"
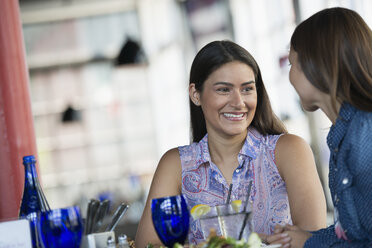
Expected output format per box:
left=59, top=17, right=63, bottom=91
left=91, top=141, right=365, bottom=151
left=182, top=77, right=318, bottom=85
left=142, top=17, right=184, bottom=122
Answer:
left=0, top=0, right=38, bottom=221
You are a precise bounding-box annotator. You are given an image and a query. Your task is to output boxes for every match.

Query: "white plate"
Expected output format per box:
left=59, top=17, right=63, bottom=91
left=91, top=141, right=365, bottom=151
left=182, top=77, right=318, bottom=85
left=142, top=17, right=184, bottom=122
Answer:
left=261, top=244, right=282, bottom=248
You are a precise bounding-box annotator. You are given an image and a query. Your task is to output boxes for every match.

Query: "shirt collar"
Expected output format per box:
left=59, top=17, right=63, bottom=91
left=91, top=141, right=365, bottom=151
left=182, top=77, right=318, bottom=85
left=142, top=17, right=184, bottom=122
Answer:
left=327, top=102, right=357, bottom=150
left=240, top=128, right=258, bottom=160
left=192, top=128, right=258, bottom=169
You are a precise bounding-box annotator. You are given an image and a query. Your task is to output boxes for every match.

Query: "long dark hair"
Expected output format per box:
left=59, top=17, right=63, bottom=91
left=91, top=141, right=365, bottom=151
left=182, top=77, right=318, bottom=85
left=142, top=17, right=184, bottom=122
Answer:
left=291, top=7, right=372, bottom=112
left=189, top=40, right=287, bottom=142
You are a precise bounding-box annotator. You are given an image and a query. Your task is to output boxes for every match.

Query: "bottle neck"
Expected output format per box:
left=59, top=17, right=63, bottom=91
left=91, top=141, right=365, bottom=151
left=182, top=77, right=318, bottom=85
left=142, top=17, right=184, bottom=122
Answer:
left=24, top=162, right=38, bottom=187
left=23, top=162, right=50, bottom=212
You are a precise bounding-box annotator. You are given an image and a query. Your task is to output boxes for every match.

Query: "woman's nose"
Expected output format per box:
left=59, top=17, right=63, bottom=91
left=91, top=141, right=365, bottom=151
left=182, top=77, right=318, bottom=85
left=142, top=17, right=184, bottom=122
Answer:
left=230, top=90, right=244, bottom=108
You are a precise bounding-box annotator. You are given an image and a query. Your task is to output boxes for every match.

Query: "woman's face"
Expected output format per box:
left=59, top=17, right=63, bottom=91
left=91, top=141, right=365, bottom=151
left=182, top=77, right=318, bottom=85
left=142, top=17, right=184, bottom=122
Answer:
left=190, top=61, right=257, bottom=138
left=288, top=49, right=324, bottom=112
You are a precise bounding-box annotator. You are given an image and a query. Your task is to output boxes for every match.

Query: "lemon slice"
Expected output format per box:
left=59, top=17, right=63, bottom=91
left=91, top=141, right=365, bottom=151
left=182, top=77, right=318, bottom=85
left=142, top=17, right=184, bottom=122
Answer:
left=190, top=204, right=211, bottom=220
left=247, top=232, right=262, bottom=247
left=231, top=199, right=242, bottom=213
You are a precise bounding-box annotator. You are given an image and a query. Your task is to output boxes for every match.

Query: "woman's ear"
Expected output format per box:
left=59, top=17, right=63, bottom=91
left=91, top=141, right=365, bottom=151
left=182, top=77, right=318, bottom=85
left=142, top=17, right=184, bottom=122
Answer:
left=189, top=83, right=201, bottom=106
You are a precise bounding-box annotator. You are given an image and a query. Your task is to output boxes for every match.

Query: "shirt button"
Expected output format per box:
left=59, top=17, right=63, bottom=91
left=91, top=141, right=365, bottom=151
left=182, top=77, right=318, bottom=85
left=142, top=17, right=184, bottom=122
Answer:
left=235, top=169, right=240, bottom=173
left=342, top=178, right=349, bottom=185
left=334, top=148, right=338, bottom=152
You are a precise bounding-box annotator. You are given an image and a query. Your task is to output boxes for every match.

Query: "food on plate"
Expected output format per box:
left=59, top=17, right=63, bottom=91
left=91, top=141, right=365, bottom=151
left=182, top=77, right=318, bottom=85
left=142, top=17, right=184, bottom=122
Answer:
left=146, top=230, right=261, bottom=248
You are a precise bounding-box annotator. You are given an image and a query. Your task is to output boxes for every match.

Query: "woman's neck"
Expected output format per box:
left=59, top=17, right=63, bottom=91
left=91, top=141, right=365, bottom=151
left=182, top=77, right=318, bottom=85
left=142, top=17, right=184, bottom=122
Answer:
left=319, top=99, right=342, bottom=124
left=207, top=131, right=247, bottom=164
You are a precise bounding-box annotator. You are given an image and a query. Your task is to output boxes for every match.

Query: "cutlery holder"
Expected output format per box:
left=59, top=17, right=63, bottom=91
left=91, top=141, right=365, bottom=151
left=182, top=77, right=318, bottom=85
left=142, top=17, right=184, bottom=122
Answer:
left=80, top=231, right=116, bottom=248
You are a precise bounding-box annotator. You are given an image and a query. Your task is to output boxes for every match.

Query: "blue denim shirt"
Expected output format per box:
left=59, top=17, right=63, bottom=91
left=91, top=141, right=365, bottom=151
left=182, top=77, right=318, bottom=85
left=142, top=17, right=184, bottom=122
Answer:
left=305, top=103, right=372, bottom=247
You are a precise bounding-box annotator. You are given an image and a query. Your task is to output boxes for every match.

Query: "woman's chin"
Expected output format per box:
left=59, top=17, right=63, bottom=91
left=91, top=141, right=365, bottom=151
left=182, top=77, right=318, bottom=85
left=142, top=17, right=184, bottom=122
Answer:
left=301, top=103, right=319, bottom=112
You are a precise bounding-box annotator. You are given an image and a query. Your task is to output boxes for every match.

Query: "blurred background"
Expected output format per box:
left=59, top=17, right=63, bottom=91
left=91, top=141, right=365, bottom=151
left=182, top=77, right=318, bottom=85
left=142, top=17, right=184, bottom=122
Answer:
left=18, top=0, right=372, bottom=239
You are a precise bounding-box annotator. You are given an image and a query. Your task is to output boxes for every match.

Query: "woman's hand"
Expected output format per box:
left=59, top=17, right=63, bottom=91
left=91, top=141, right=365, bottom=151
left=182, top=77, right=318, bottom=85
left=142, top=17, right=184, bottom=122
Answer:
left=283, top=224, right=312, bottom=248
left=259, top=227, right=291, bottom=248
left=265, top=224, right=312, bottom=248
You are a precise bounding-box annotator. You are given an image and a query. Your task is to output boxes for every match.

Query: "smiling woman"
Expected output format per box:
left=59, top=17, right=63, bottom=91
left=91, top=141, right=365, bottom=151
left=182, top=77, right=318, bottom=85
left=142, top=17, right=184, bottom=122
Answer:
left=189, top=61, right=257, bottom=139
left=135, top=40, right=327, bottom=247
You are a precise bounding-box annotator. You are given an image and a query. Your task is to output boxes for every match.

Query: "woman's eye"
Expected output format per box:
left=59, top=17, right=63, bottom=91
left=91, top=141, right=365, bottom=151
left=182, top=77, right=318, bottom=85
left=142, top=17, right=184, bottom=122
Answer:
left=217, top=88, right=230, bottom=93
left=242, top=87, right=254, bottom=92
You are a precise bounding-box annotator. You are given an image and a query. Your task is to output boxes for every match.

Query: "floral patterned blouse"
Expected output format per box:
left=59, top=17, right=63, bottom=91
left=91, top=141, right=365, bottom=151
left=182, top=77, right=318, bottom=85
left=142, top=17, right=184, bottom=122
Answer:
left=179, top=128, right=292, bottom=244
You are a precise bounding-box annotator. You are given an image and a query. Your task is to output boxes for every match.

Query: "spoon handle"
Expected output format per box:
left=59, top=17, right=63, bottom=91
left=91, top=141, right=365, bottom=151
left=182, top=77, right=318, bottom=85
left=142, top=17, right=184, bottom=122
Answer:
left=105, top=203, right=129, bottom=232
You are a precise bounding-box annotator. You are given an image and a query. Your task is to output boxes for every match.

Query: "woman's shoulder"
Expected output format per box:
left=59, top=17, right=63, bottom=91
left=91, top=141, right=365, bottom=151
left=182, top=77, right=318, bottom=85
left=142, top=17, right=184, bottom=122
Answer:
left=340, top=102, right=372, bottom=131
left=274, top=133, right=315, bottom=177
left=344, top=108, right=372, bottom=164
left=342, top=107, right=372, bottom=150
left=351, top=107, right=372, bottom=128
left=277, top=133, right=307, bottom=144
left=159, top=147, right=180, bottom=164
left=156, top=147, right=181, bottom=173
left=275, top=133, right=312, bottom=156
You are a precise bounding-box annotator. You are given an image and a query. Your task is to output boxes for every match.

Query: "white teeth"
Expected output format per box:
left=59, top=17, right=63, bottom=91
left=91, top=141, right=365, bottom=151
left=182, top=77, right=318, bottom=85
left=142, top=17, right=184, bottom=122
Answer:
left=224, top=113, right=244, bottom=118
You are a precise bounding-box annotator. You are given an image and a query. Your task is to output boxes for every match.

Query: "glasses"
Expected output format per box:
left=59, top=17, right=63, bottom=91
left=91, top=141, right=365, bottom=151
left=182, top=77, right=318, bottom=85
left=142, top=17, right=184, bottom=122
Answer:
left=37, top=206, right=83, bottom=248
left=151, top=195, right=190, bottom=247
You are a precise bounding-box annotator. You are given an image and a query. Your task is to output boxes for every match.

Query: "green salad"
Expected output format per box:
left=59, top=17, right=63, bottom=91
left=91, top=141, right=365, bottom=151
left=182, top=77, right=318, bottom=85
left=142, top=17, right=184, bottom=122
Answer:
left=147, top=232, right=262, bottom=248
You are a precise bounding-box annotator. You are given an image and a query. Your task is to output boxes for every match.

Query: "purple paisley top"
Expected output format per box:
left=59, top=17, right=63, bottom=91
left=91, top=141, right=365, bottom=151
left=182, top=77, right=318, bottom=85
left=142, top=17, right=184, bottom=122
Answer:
left=179, top=128, right=292, bottom=244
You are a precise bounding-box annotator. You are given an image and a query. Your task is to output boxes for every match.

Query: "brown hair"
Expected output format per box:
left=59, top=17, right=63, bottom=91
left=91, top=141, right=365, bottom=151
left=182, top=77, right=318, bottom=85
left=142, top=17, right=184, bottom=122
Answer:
left=189, top=40, right=287, bottom=142
left=291, top=7, right=372, bottom=112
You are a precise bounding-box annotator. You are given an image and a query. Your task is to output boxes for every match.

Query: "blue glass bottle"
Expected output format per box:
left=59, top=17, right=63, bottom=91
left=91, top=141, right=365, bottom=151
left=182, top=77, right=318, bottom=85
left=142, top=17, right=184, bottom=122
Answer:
left=19, top=155, right=50, bottom=248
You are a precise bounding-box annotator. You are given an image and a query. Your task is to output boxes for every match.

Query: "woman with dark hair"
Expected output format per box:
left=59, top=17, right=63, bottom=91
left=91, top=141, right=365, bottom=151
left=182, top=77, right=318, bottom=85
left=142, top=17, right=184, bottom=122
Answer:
left=135, top=40, right=326, bottom=246
left=269, top=7, right=372, bottom=248
left=189, top=41, right=288, bottom=142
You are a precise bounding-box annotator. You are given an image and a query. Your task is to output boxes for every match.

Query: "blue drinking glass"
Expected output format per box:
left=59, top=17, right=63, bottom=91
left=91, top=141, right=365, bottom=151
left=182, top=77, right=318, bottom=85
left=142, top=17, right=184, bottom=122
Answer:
left=151, top=195, right=190, bottom=247
left=37, top=206, right=83, bottom=248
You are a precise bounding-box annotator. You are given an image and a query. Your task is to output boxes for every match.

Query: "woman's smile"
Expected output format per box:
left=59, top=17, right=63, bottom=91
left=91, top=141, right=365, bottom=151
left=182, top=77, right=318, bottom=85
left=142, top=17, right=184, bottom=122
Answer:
left=222, top=112, right=246, bottom=121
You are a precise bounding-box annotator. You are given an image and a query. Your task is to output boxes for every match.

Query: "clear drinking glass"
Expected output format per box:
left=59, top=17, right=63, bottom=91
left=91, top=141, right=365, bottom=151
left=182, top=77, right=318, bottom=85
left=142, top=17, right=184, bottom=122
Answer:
left=37, top=206, right=83, bottom=248
left=151, top=195, right=190, bottom=247
left=199, top=201, right=253, bottom=241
